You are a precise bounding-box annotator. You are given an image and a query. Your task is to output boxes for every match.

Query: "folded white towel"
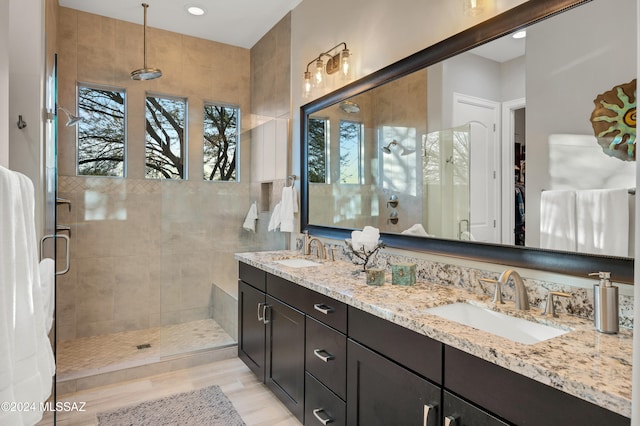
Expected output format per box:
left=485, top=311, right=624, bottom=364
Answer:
left=401, top=224, right=429, bottom=237
left=576, top=188, right=629, bottom=256
left=243, top=202, right=258, bottom=232
left=268, top=203, right=281, bottom=232
left=540, top=190, right=577, bottom=251
left=280, top=187, right=296, bottom=232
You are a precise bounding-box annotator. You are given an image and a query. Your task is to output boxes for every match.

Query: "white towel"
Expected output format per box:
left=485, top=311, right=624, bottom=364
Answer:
left=268, top=203, right=281, bottom=232
left=0, top=166, right=55, bottom=426
left=242, top=202, right=258, bottom=232
left=401, top=223, right=430, bottom=237
left=279, top=187, right=296, bottom=232
left=576, top=188, right=629, bottom=256
left=540, top=190, right=577, bottom=251
left=39, top=259, right=55, bottom=334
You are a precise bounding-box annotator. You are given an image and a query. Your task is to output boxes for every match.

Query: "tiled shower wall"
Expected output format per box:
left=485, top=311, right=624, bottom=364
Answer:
left=55, top=7, right=289, bottom=341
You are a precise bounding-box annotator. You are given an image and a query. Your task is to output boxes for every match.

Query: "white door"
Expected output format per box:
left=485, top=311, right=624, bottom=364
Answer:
left=452, top=93, right=500, bottom=243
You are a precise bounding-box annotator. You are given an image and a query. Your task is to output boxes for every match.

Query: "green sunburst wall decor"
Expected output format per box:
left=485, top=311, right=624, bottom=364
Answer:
left=590, top=79, right=636, bottom=161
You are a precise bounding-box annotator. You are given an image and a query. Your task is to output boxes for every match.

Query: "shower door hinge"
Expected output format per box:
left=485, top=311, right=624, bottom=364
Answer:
left=493, top=219, right=497, bottom=228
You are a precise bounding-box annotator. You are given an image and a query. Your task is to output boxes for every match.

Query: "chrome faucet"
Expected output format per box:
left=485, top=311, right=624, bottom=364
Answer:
left=303, top=231, right=326, bottom=259
left=498, top=269, right=530, bottom=310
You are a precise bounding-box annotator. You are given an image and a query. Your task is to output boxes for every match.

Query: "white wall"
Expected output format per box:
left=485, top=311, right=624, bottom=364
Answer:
left=525, top=0, right=636, bottom=248
left=7, top=0, right=45, bottom=237
left=0, top=1, right=9, bottom=167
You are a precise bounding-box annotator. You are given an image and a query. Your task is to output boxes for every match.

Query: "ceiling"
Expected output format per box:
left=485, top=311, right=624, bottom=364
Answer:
left=58, top=0, right=303, bottom=49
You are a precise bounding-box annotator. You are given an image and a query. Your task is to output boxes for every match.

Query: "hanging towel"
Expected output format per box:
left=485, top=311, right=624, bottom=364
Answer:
left=540, top=190, right=577, bottom=251
left=39, top=258, right=56, bottom=334
left=576, top=188, right=629, bottom=257
left=0, top=166, right=55, bottom=426
left=279, top=186, right=296, bottom=232
left=242, top=202, right=258, bottom=232
left=268, top=202, right=282, bottom=232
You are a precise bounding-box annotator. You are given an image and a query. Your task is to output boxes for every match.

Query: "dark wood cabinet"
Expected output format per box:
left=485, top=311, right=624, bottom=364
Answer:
left=347, top=339, right=441, bottom=426
left=443, top=391, right=509, bottom=426
left=444, top=345, right=629, bottom=426
left=265, top=295, right=306, bottom=423
left=237, top=279, right=266, bottom=381
left=238, top=262, right=630, bottom=426
left=305, top=372, right=346, bottom=426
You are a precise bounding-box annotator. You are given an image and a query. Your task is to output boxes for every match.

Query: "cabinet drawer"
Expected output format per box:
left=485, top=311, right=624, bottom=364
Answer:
left=443, top=391, right=508, bottom=426
left=305, top=292, right=347, bottom=334
left=267, top=273, right=310, bottom=311
left=349, top=306, right=442, bottom=384
left=444, top=346, right=630, bottom=426
left=239, top=262, right=266, bottom=291
left=305, top=372, right=346, bottom=426
left=306, top=317, right=346, bottom=400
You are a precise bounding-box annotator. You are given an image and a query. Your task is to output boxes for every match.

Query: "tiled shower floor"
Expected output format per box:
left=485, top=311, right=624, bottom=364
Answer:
left=56, top=319, right=236, bottom=381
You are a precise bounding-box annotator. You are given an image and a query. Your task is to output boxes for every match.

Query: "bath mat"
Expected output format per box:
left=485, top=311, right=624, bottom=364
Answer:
left=97, top=385, right=245, bottom=426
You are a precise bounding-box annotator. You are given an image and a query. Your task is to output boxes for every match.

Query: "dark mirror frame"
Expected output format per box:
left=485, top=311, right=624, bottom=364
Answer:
left=300, top=0, right=634, bottom=284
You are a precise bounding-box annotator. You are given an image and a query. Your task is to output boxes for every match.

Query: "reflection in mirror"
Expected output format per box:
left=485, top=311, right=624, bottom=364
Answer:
left=302, top=0, right=636, bottom=282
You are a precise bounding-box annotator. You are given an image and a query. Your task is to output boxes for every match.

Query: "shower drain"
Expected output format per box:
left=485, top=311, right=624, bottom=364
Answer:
left=136, top=343, right=152, bottom=350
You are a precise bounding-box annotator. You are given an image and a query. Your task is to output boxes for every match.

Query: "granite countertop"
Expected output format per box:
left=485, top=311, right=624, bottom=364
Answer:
left=235, top=250, right=633, bottom=418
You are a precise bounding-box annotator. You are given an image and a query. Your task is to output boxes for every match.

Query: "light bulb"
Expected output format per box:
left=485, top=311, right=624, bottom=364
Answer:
left=341, top=48, right=350, bottom=78
left=314, top=59, right=324, bottom=87
left=303, top=71, right=312, bottom=98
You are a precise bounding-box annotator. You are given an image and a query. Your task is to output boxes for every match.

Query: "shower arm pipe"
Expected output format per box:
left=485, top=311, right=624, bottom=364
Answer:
left=142, top=2, right=150, bottom=69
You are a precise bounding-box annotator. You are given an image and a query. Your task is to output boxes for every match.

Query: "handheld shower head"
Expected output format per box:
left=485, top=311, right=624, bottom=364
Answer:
left=381, top=140, right=398, bottom=154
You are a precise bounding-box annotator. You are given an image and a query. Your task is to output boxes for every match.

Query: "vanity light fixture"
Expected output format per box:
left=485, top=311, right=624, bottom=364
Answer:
left=185, top=5, right=206, bottom=16
left=463, top=0, right=484, bottom=16
left=131, top=3, right=162, bottom=81
left=303, top=42, right=351, bottom=98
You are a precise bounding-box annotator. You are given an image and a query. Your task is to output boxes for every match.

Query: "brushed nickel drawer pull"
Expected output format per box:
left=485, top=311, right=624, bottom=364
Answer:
left=313, top=349, right=335, bottom=362
left=312, top=408, right=334, bottom=425
left=444, top=415, right=457, bottom=426
left=262, top=304, right=271, bottom=324
left=257, top=302, right=264, bottom=321
left=423, top=404, right=435, bottom=426
left=313, top=303, right=335, bottom=315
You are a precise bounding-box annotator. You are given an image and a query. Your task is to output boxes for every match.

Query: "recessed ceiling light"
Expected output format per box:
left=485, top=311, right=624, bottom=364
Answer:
left=185, top=5, right=206, bottom=16
left=512, top=30, right=527, bottom=39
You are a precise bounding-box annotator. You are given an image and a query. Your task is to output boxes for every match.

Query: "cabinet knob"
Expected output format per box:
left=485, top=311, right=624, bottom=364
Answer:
left=312, top=408, right=334, bottom=425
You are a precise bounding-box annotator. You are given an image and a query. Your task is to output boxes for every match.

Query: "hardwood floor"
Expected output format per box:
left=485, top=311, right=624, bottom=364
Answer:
left=38, top=357, right=300, bottom=425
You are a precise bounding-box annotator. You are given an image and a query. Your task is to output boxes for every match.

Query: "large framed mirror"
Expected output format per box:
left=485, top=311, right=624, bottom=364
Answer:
left=301, top=0, right=636, bottom=283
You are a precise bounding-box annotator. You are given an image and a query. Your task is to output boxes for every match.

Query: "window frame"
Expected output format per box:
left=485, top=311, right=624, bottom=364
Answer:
left=202, top=101, right=241, bottom=182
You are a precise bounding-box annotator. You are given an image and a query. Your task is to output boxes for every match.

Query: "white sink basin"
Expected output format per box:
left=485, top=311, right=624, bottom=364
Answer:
left=274, top=258, right=322, bottom=268
left=426, top=302, right=569, bottom=345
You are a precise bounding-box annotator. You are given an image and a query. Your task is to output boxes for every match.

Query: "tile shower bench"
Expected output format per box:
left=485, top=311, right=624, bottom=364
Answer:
left=236, top=250, right=632, bottom=425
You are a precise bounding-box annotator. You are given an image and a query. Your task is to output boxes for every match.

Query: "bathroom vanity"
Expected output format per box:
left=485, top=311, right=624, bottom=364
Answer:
left=236, top=251, right=631, bottom=426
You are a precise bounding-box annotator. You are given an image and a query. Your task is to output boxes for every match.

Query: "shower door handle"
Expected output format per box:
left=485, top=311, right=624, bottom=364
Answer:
left=40, top=234, right=70, bottom=275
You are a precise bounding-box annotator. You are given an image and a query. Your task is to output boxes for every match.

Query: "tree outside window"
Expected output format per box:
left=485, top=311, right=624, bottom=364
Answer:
left=308, top=117, right=329, bottom=183
left=77, top=85, right=126, bottom=177
left=203, top=103, right=239, bottom=181
left=145, top=95, right=186, bottom=179
left=339, top=120, right=362, bottom=184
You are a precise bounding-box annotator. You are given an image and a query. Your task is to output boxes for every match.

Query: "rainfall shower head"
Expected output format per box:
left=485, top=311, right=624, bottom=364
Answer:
left=131, top=3, right=162, bottom=81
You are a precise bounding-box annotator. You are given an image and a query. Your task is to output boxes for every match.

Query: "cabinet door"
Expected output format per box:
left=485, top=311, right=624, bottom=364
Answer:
left=238, top=280, right=266, bottom=381
left=443, top=391, right=509, bottom=426
left=266, top=295, right=305, bottom=423
left=347, top=339, right=441, bottom=426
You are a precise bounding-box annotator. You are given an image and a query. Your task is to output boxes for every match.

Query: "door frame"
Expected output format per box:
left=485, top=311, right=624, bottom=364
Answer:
left=500, top=98, right=526, bottom=245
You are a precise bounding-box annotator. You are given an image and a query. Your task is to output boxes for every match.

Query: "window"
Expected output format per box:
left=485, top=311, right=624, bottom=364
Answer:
left=145, top=95, right=186, bottom=179
left=203, top=103, right=239, bottom=181
left=308, top=117, right=329, bottom=183
left=77, top=84, right=126, bottom=177
left=339, top=120, right=362, bottom=184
